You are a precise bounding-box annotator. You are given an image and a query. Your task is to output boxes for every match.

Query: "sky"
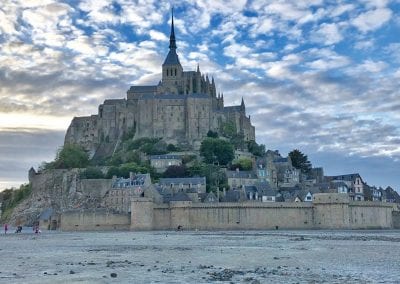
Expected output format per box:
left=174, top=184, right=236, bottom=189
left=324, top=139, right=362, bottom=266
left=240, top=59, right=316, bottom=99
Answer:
left=0, top=0, right=399, bottom=191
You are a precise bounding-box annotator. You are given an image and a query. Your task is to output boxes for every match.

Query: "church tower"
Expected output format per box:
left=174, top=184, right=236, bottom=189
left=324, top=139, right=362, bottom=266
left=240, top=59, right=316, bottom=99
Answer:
left=162, top=9, right=183, bottom=94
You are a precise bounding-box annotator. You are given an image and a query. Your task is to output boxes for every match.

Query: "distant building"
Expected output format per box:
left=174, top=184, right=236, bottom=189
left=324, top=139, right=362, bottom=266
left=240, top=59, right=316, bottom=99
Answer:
left=226, top=169, right=258, bottom=189
left=104, top=173, right=152, bottom=212
left=64, top=11, right=255, bottom=156
left=150, top=154, right=182, bottom=173
left=327, top=173, right=365, bottom=201
left=158, top=177, right=206, bottom=194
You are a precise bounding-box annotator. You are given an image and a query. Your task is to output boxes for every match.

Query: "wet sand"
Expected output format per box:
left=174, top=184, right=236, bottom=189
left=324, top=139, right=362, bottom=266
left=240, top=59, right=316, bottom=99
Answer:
left=1, top=229, right=399, bottom=283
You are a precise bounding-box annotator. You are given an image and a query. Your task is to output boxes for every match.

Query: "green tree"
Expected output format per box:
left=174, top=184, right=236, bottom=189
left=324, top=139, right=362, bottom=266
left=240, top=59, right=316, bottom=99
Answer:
left=289, top=149, right=312, bottom=174
left=53, top=144, right=89, bottom=169
left=81, top=167, right=104, bottom=179
left=0, top=184, right=32, bottom=222
left=247, top=141, right=266, bottom=157
left=231, top=158, right=253, bottom=171
left=200, top=138, right=234, bottom=166
left=106, top=166, right=120, bottom=178
left=167, top=143, right=178, bottom=152
left=163, top=165, right=187, bottom=178
left=207, top=130, right=219, bottom=138
left=221, top=121, right=236, bottom=138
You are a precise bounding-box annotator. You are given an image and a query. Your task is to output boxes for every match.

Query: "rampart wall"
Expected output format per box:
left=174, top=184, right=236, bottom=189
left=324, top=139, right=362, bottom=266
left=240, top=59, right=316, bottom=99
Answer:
left=390, top=210, right=400, bottom=229
left=61, top=209, right=130, bottom=231
left=130, top=194, right=395, bottom=231
left=60, top=194, right=397, bottom=231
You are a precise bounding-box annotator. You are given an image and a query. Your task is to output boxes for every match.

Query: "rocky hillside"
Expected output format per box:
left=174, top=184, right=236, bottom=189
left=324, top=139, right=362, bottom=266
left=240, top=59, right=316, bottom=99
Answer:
left=8, top=169, right=111, bottom=226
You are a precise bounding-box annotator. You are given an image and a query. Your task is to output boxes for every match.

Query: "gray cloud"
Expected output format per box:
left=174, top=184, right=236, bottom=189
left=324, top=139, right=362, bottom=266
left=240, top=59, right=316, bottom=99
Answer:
left=0, top=0, right=399, bottom=191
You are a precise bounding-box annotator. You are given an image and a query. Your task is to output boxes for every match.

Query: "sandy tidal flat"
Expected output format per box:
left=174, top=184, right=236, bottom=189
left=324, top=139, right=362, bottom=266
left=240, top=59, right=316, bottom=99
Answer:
left=1, top=229, right=400, bottom=283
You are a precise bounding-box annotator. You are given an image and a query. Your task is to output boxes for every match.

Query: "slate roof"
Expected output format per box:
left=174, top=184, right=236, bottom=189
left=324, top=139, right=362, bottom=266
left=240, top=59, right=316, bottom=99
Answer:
left=244, top=186, right=257, bottom=194
left=128, top=85, right=158, bottom=93
left=331, top=181, right=348, bottom=189
left=223, top=106, right=242, bottom=112
left=221, top=190, right=243, bottom=202
left=226, top=171, right=257, bottom=179
left=199, top=192, right=218, bottom=202
left=150, top=154, right=181, bottom=160
left=159, top=177, right=206, bottom=185
left=163, top=192, right=191, bottom=202
left=273, top=157, right=289, bottom=163
left=112, top=174, right=149, bottom=188
left=326, top=173, right=362, bottom=182
left=139, top=93, right=210, bottom=100
left=262, top=189, right=278, bottom=196
left=163, top=49, right=181, bottom=65
left=385, top=188, right=400, bottom=202
left=103, top=99, right=126, bottom=105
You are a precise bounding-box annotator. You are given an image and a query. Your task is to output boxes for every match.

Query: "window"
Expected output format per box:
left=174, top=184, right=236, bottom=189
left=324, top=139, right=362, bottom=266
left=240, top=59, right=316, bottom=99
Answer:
left=167, top=69, right=169, bottom=76
left=175, top=69, right=177, bottom=76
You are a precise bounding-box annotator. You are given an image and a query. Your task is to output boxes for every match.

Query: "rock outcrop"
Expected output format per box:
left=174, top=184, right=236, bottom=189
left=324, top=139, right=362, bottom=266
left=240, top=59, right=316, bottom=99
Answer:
left=9, top=169, right=111, bottom=225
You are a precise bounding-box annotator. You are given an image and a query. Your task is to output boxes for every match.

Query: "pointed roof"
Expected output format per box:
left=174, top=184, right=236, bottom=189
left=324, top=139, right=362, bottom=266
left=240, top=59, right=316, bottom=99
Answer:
left=163, top=9, right=181, bottom=66
left=169, top=8, right=176, bottom=49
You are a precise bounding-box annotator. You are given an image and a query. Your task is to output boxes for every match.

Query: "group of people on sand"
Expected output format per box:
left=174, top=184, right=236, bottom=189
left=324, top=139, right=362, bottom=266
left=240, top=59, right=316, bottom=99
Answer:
left=3, top=224, right=41, bottom=234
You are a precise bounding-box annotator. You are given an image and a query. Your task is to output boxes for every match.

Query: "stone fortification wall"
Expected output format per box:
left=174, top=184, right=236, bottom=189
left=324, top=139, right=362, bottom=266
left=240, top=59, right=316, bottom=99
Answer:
left=393, top=211, right=400, bottom=229
left=80, top=179, right=111, bottom=198
left=153, top=204, right=171, bottom=230
left=313, top=193, right=350, bottom=229
left=133, top=201, right=314, bottom=231
left=129, top=193, right=395, bottom=231
left=349, top=202, right=394, bottom=229
left=61, top=209, right=130, bottom=231
left=186, top=202, right=313, bottom=230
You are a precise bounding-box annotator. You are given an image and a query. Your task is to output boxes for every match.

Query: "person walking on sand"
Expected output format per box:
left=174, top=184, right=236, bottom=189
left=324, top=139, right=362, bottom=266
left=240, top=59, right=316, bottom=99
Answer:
left=4, top=223, right=8, bottom=234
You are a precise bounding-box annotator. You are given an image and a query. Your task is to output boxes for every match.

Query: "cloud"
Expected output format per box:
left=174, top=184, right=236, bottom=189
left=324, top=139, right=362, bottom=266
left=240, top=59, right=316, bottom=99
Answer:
left=352, top=8, right=392, bottom=33
left=312, top=23, right=343, bottom=45
left=0, top=0, right=399, bottom=191
left=149, top=30, right=169, bottom=41
left=0, top=129, right=65, bottom=189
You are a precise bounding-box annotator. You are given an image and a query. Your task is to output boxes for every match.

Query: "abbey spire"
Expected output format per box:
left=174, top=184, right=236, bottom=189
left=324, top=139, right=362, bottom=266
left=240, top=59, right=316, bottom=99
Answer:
left=162, top=8, right=183, bottom=92
left=162, top=9, right=182, bottom=67
left=169, top=8, right=177, bottom=49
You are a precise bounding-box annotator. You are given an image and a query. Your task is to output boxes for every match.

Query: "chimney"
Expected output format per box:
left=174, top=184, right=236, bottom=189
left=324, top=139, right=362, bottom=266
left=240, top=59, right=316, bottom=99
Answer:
left=129, top=172, right=134, bottom=179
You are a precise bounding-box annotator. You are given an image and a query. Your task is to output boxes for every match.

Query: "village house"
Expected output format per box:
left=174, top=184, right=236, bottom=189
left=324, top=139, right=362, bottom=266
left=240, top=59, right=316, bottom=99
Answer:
left=150, top=154, right=182, bottom=173
left=327, top=173, right=365, bottom=201
left=255, top=158, right=277, bottom=188
left=158, top=177, right=206, bottom=194
left=226, top=169, right=258, bottom=189
left=103, top=173, right=152, bottom=213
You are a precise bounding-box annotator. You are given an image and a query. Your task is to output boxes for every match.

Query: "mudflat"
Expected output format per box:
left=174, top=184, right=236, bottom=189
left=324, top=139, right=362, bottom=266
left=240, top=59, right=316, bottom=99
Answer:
left=1, top=229, right=399, bottom=283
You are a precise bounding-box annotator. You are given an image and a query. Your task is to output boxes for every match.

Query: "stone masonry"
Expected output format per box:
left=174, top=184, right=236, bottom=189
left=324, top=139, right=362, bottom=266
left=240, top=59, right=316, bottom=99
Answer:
left=64, top=12, right=255, bottom=155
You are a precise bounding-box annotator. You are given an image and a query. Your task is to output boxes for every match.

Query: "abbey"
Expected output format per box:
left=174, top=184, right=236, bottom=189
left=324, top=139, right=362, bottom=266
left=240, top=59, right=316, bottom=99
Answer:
left=65, top=13, right=255, bottom=154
